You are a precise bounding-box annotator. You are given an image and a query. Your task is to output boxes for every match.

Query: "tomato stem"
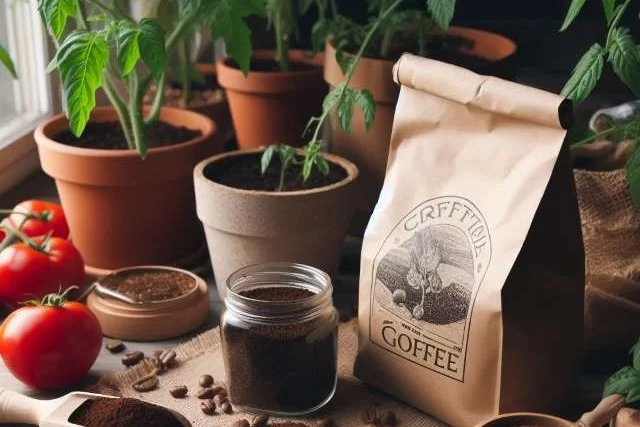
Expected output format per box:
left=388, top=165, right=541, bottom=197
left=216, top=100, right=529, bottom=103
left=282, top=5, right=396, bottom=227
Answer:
left=0, top=217, right=29, bottom=252
left=0, top=224, right=49, bottom=254
left=0, top=209, right=51, bottom=221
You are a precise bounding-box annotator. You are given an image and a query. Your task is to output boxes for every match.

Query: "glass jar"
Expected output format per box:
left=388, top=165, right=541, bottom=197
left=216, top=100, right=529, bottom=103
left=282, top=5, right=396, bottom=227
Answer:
left=220, top=262, right=339, bottom=416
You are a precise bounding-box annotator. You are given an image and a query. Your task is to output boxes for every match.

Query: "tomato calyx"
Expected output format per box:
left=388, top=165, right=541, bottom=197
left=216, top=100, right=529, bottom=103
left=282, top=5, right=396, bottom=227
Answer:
left=0, top=209, right=52, bottom=222
left=22, top=286, right=79, bottom=308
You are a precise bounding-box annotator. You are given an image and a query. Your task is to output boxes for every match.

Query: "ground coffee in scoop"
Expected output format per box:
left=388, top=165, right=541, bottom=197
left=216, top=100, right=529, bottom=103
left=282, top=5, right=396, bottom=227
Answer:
left=69, top=397, right=183, bottom=427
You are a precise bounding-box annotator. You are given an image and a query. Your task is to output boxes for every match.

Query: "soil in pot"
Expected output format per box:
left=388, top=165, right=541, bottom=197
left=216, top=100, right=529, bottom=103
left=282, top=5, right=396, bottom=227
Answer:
left=54, top=121, right=202, bottom=150
left=100, top=269, right=197, bottom=303
left=146, top=72, right=226, bottom=110
left=204, top=152, right=347, bottom=191
left=227, top=58, right=319, bottom=73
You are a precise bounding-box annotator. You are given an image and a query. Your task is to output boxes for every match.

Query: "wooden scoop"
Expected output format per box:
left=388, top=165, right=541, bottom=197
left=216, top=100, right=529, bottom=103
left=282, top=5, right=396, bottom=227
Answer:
left=0, top=388, right=191, bottom=426
left=476, top=394, right=626, bottom=427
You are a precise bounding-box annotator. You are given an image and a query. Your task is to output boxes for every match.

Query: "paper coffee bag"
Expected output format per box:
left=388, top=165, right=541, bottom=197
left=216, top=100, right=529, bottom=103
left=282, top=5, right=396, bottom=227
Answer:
left=354, top=54, right=584, bottom=427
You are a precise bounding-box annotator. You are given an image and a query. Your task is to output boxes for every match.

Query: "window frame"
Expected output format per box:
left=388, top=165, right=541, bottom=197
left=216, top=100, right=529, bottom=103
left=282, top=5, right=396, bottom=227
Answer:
left=0, top=0, right=60, bottom=195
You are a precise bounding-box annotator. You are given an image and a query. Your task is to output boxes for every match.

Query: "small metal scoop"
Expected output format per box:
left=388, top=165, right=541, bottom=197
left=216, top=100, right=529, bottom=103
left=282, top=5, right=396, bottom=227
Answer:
left=476, top=394, right=626, bottom=427
left=0, top=388, right=191, bottom=426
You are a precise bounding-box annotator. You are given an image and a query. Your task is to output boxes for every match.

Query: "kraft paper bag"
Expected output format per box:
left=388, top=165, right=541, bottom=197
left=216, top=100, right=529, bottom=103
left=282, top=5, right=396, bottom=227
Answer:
left=354, top=53, right=584, bottom=427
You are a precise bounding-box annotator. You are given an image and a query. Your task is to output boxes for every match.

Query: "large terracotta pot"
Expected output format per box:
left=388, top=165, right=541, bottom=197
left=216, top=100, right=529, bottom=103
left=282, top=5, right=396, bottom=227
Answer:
left=35, top=107, right=217, bottom=271
left=194, top=149, right=358, bottom=298
left=324, top=27, right=517, bottom=235
left=217, top=50, right=326, bottom=149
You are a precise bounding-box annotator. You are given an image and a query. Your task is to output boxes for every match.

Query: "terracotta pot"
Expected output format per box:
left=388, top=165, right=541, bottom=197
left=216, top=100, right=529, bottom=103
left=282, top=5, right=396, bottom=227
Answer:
left=194, top=149, right=358, bottom=298
left=35, top=106, right=217, bottom=270
left=324, top=27, right=517, bottom=235
left=217, top=50, right=326, bottom=149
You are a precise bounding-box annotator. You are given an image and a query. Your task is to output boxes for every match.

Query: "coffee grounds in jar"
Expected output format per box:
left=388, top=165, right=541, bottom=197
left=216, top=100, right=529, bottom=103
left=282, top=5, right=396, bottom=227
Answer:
left=68, top=397, right=183, bottom=427
left=100, top=270, right=196, bottom=302
left=222, top=287, right=337, bottom=413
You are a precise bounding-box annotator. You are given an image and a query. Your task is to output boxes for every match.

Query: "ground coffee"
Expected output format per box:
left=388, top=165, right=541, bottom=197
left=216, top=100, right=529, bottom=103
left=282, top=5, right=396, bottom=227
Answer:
left=221, top=286, right=337, bottom=414
left=68, top=397, right=183, bottom=427
left=101, top=270, right=196, bottom=302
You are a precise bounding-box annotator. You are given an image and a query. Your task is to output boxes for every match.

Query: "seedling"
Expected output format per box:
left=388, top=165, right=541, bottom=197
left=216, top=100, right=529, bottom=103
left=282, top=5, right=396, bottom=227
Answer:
left=603, top=336, right=640, bottom=403
left=0, top=43, right=16, bottom=78
left=261, top=0, right=456, bottom=190
left=560, top=0, right=640, bottom=207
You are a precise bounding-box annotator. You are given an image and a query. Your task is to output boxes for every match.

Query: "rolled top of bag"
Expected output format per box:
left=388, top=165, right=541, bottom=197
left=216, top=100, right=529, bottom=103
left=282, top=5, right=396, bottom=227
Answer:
left=392, top=53, right=572, bottom=129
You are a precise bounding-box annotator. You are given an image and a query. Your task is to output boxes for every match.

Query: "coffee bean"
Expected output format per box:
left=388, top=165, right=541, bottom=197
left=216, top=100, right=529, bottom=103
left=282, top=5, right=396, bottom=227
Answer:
left=197, top=387, right=216, bottom=399
left=251, top=414, right=269, bottom=427
left=318, top=418, right=334, bottom=427
left=200, top=399, right=216, bottom=415
left=131, top=374, right=158, bottom=392
left=105, top=340, right=125, bottom=353
left=213, top=393, right=228, bottom=406
left=159, top=349, right=177, bottom=367
left=381, top=410, right=396, bottom=426
left=220, top=401, right=232, bottom=414
left=169, top=385, right=188, bottom=398
left=198, top=374, right=214, bottom=387
left=233, top=420, right=250, bottom=427
left=121, top=351, right=144, bottom=367
left=211, top=385, right=224, bottom=396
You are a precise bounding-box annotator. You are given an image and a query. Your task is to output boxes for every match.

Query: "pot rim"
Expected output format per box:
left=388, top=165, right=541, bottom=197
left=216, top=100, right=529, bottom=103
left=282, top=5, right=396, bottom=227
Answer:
left=216, top=49, right=323, bottom=77
left=34, top=106, right=215, bottom=158
left=474, top=412, right=575, bottom=427
left=194, top=148, right=359, bottom=197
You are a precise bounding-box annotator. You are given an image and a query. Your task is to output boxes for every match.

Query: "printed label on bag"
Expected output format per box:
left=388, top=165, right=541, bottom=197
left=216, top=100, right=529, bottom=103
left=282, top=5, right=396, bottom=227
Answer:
left=369, top=196, right=492, bottom=381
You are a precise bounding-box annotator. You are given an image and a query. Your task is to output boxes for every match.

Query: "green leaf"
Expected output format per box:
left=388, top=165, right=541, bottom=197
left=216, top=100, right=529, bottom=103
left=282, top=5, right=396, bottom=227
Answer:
left=302, top=158, right=313, bottom=181
left=177, top=0, right=201, bottom=19
left=203, top=0, right=259, bottom=76
left=316, top=155, right=330, bottom=175
left=427, top=0, right=456, bottom=31
left=604, top=365, right=640, bottom=397
left=323, top=83, right=345, bottom=112
left=38, top=0, right=78, bottom=39
left=608, top=27, right=640, bottom=97
left=261, top=145, right=276, bottom=174
left=298, top=0, right=315, bottom=14
left=628, top=384, right=640, bottom=403
left=115, top=22, right=140, bottom=77
left=55, top=30, right=109, bottom=137
left=354, top=89, right=376, bottom=130
left=602, top=0, right=616, bottom=24
left=561, top=43, right=605, bottom=103
left=138, top=19, right=166, bottom=82
left=0, top=44, right=16, bottom=78
left=559, top=0, right=587, bottom=31
left=627, top=144, right=640, bottom=209
left=632, top=338, right=640, bottom=371
left=337, top=87, right=356, bottom=133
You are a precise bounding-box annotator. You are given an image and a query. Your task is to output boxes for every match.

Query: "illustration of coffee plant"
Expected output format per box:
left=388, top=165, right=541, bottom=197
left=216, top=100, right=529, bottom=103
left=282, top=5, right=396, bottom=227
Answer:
left=406, top=228, right=443, bottom=320
left=262, top=0, right=456, bottom=190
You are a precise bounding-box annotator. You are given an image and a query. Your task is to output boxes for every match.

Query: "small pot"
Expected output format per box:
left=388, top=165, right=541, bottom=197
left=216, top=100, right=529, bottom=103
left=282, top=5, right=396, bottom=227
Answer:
left=193, top=149, right=358, bottom=298
left=35, top=106, right=217, bottom=270
left=324, top=27, right=517, bottom=235
left=217, top=50, right=326, bottom=149
left=86, top=265, right=209, bottom=341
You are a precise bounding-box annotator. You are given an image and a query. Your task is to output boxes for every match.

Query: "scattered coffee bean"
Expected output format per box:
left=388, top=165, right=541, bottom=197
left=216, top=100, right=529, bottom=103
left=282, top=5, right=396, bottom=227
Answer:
left=211, top=385, right=224, bottom=396
left=213, top=393, right=228, bottom=406
left=121, top=351, right=144, bottom=367
left=198, top=374, right=214, bottom=388
left=169, top=385, right=188, bottom=398
left=318, top=418, right=334, bottom=427
left=220, top=401, right=232, bottom=414
left=200, top=399, right=216, bottom=415
left=232, top=420, right=250, bottom=427
left=381, top=410, right=396, bottom=425
left=197, top=387, right=216, bottom=399
left=252, top=414, right=269, bottom=427
left=159, top=349, right=177, bottom=367
left=105, top=340, right=125, bottom=353
left=131, top=374, right=158, bottom=392
left=149, top=356, right=166, bottom=375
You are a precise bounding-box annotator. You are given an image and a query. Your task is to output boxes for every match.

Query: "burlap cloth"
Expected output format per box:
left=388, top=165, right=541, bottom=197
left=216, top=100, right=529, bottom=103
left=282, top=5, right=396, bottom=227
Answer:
left=92, top=320, right=447, bottom=427
left=574, top=167, right=640, bottom=355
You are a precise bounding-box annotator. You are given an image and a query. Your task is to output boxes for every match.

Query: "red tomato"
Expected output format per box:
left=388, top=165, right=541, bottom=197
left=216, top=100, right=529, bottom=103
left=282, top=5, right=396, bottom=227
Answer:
left=0, top=237, right=85, bottom=308
left=0, top=298, right=102, bottom=389
left=6, top=200, right=69, bottom=239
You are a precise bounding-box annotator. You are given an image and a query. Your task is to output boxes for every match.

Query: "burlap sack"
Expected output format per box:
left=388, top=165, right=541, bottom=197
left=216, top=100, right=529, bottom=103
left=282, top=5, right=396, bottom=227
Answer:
left=575, top=167, right=640, bottom=355
left=355, top=54, right=584, bottom=427
left=92, top=321, right=449, bottom=427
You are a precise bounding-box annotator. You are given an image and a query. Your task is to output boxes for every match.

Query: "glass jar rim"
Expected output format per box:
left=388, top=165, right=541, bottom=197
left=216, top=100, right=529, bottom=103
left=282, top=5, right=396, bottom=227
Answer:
left=224, top=262, right=334, bottom=323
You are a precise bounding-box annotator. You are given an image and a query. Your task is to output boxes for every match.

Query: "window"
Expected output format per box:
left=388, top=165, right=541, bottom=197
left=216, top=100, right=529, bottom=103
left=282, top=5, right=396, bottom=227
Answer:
left=0, top=0, right=54, bottom=194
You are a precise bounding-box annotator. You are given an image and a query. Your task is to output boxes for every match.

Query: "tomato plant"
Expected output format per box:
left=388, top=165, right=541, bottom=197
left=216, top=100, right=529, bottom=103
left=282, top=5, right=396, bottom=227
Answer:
left=0, top=236, right=85, bottom=309
left=0, top=289, right=102, bottom=389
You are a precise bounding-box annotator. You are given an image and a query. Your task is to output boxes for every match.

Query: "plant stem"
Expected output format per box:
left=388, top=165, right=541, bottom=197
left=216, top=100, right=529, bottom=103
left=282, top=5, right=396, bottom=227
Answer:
left=103, top=75, right=135, bottom=149
left=310, top=0, right=404, bottom=143
left=166, top=15, right=196, bottom=54
left=329, top=0, right=338, bottom=20
left=0, top=217, right=28, bottom=253
left=87, top=0, right=130, bottom=21
left=417, top=16, right=426, bottom=57
left=178, top=39, right=191, bottom=109
left=128, top=72, right=146, bottom=155
left=605, top=0, right=632, bottom=49
left=274, top=0, right=291, bottom=71
left=76, top=1, right=89, bottom=29
left=144, top=72, right=166, bottom=128
left=278, top=161, right=287, bottom=191
left=380, top=30, right=392, bottom=59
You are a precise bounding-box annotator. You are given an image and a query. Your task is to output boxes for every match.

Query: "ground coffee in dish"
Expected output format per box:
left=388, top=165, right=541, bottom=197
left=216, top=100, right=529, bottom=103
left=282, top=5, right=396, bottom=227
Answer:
left=101, top=270, right=196, bottom=303
left=221, top=263, right=338, bottom=416
left=68, top=397, right=183, bottom=427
